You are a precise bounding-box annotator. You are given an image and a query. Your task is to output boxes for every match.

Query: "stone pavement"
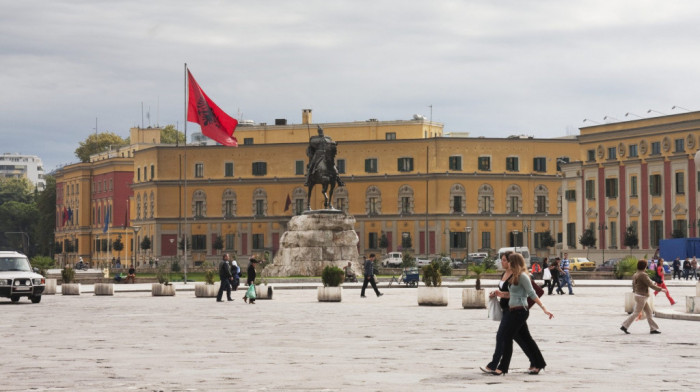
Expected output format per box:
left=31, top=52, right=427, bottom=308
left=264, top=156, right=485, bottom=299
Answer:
left=2, top=281, right=699, bottom=391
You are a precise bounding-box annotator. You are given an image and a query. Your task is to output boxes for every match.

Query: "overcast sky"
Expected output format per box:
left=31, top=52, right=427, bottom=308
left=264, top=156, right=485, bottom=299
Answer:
left=2, top=0, right=700, bottom=172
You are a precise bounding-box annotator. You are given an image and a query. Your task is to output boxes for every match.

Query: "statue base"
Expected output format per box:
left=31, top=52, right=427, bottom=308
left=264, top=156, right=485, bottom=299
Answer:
left=303, top=208, right=344, bottom=215
left=265, top=212, right=363, bottom=277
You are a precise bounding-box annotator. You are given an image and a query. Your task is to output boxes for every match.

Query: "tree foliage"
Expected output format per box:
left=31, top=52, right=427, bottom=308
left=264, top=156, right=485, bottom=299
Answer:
left=74, top=132, right=128, bottom=163
left=160, top=125, right=185, bottom=144
left=34, top=176, right=56, bottom=256
left=0, top=177, right=34, bottom=205
left=140, top=236, right=152, bottom=251
left=579, top=229, right=596, bottom=249
left=539, top=230, right=556, bottom=248
left=623, top=225, right=639, bottom=249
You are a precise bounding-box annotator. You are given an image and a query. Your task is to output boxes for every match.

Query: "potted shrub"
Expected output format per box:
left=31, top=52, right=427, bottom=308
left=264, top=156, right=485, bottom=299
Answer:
left=318, top=265, right=344, bottom=302
left=255, top=252, right=274, bottom=300
left=462, top=265, right=486, bottom=309
left=32, top=256, right=56, bottom=295
left=417, top=260, right=449, bottom=306
left=152, top=265, right=175, bottom=296
left=195, top=269, right=219, bottom=298
left=61, top=266, right=80, bottom=295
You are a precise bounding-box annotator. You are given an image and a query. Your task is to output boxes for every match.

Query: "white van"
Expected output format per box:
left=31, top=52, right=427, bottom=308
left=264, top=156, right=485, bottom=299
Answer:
left=495, top=247, right=531, bottom=270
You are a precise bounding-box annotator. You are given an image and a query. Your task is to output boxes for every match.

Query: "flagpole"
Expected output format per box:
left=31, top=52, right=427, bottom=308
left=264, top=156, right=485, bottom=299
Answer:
left=183, top=63, right=188, bottom=284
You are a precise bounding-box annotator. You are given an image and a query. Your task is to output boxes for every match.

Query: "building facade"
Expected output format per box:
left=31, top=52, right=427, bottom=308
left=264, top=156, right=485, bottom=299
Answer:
left=0, top=152, right=46, bottom=190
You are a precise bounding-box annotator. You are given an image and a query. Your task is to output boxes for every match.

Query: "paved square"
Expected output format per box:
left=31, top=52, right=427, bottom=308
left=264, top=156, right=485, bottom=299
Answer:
left=2, top=282, right=699, bottom=391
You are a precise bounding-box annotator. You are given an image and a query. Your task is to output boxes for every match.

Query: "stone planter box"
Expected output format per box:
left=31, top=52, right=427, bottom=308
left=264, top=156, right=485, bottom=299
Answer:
left=255, top=284, right=274, bottom=300
left=44, top=279, right=57, bottom=295
left=697, top=282, right=700, bottom=296
left=625, top=292, right=654, bottom=314
left=152, top=283, right=176, bottom=296
left=195, top=283, right=219, bottom=298
left=686, top=296, right=700, bottom=314
left=462, top=288, right=486, bottom=309
left=61, top=283, right=81, bottom=295
left=317, top=286, right=342, bottom=302
left=417, top=286, right=449, bottom=306
left=94, top=283, right=114, bottom=296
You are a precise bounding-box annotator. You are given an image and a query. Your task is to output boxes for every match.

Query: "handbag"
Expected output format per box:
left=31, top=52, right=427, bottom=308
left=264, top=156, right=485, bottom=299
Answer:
left=527, top=276, right=544, bottom=309
left=488, top=297, right=503, bottom=321
left=542, top=267, right=552, bottom=280
left=246, top=284, right=257, bottom=300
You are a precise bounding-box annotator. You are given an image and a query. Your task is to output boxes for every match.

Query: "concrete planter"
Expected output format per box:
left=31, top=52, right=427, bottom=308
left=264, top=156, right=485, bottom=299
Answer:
left=152, top=283, right=176, bottom=296
left=686, top=296, right=700, bottom=314
left=417, top=286, right=449, bottom=306
left=317, top=286, right=342, bottom=302
left=462, top=288, right=486, bottom=309
left=697, top=282, right=700, bottom=296
left=61, top=283, right=81, bottom=295
left=94, top=283, right=114, bottom=296
left=195, top=283, right=219, bottom=298
left=625, top=292, right=655, bottom=314
left=255, top=284, right=274, bottom=300
left=44, top=279, right=57, bottom=295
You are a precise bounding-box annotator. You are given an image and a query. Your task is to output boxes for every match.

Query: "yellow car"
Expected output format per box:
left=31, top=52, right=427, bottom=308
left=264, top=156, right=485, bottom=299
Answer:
left=570, top=257, right=596, bottom=271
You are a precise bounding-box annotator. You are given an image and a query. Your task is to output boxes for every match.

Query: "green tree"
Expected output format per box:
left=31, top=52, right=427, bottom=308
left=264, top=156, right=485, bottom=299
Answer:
left=579, top=229, right=596, bottom=258
left=160, top=125, right=185, bottom=144
left=623, top=225, right=639, bottom=249
left=113, top=237, right=124, bottom=258
left=539, top=230, right=556, bottom=248
left=0, top=201, right=39, bottom=254
left=213, top=234, right=224, bottom=254
left=74, top=132, right=127, bottom=163
left=33, top=176, right=56, bottom=257
left=0, top=177, right=34, bottom=205
left=140, top=236, right=152, bottom=252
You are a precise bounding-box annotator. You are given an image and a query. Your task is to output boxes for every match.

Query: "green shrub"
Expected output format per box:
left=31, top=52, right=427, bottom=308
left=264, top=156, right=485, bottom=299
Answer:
left=402, top=252, right=416, bottom=268
left=482, top=257, right=497, bottom=271
left=615, top=255, right=638, bottom=279
left=321, top=265, right=345, bottom=287
left=61, top=267, right=75, bottom=283
left=171, top=258, right=181, bottom=272
left=31, top=256, right=54, bottom=276
left=435, top=258, right=452, bottom=276
left=471, top=265, right=486, bottom=290
left=204, top=270, right=216, bottom=285
left=422, top=260, right=442, bottom=287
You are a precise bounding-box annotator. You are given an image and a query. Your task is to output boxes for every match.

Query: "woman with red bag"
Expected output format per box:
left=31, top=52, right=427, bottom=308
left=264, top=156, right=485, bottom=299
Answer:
left=653, top=258, right=675, bottom=305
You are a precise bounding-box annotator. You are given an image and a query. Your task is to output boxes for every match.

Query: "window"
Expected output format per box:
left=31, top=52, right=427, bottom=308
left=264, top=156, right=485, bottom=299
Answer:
left=252, top=234, right=264, bottom=249
left=587, top=149, right=596, bottom=162
left=450, top=231, right=466, bottom=248
left=610, top=221, right=617, bottom=249
left=150, top=164, right=154, bottom=179
left=605, top=178, right=618, bottom=198
left=536, top=195, right=546, bottom=213
left=255, top=199, right=265, bottom=216
left=607, top=147, right=617, bottom=160
left=675, top=138, right=685, bottom=152
left=195, top=163, right=204, bottom=178
left=295, top=160, right=304, bottom=175
left=252, top=162, right=267, bottom=176
left=565, top=190, right=576, bottom=201
left=651, top=141, right=661, bottom=155
left=650, top=220, right=663, bottom=248
left=368, top=232, right=379, bottom=249
left=137, top=168, right=141, bottom=181
left=294, top=199, right=304, bottom=215
left=225, top=234, right=235, bottom=250
left=450, top=184, right=466, bottom=213
left=533, top=157, right=546, bottom=172
left=673, top=219, right=688, bottom=238
left=676, top=172, right=685, bottom=194
left=449, top=156, right=462, bottom=171
left=224, top=162, right=234, bottom=177
left=336, top=159, right=345, bottom=174
left=482, top=196, right=491, bottom=213
left=244, top=138, right=254, bottom=145
left=225, top=200, right=234, bottom=217
left=365, top=158, right=377, bottom=173
left=567, top=223, right=576, bottom=248
left=649, top=174, right=662, bottom=196
left=630, top=176, right=638, bottom=197
left=585, top=180, right=596, bottom=200
left=109, top=179, right=113, bottom=190
left=478, top=156, right=491, bottom=171
left=192, top=235, right=206, bottom=250
left=401, top=197, right=411, bottom=214
left=385, top=132, right=396, bottom=140
left=194, top=201, right=204, bottom=217
left=398, top=185, right=414, bottom=214
left=368, top=197, right=379, bottom=215
left=398, top=157, right=414, bottom=172
left=143, top=166, right=147, bottom=181
left=506, top=157, right=519, bottom=171
left=336, top=197, right=346, bottom=212
left=366, top=186, right=381, bottom=215
left=481, top=231, right=491, bottom=249
left=453, top=196, right=462, bottom=213
left=629, top=144, right=638, bottom=158
left=509, top=196, right=519, bottom=214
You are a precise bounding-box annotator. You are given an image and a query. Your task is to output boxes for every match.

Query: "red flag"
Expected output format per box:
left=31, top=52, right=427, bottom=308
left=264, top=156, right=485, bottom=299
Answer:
left=187, top=70, right=238, bottom=146
left=284, top=194, right=292, bottom=212
left=62, top=207, right=68, bottom=226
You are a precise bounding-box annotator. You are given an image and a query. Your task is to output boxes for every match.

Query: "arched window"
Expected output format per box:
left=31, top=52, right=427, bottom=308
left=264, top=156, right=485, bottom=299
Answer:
left=150, top=192, right=155, bottom=218
left=365, top=186, right=382, bottom=215
left=332, top=186, right=349, bottom=213
left=557, top=187, right=563, bottom=214
left=143, top=192, right=148, bottom=219
left=478, top=184, right=494, bottom=214
left=534, top=184, right=548, bottom=214
left=397, top=185, right=414, bottom=215
left=192, top=190, right=207, bottom=218
left=449, top=184, right=466, bottom=214
left=222, top=189, right=237, bottom=218
left=292, top=187, right=306, bottom=215
left=136, top=195, right=141, bottom=219
left=506, top=184, right=522, bottom=214
left=252, top=188, right=267, bottom=217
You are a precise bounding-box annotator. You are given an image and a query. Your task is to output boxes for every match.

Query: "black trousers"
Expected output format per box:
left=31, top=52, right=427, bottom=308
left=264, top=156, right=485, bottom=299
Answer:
left=496, top=309, right=546, bottom=373
left=548, top=274, right=563, bottom=294
left=361, top=275, right=380, bottom=296
left=217, top=278, right=232, bottom=300
left=487, top=308, right=535, bottom=370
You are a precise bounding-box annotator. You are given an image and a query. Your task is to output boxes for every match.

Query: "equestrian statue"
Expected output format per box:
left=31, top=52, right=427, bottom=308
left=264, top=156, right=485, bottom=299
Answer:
left=304, top=126, right=345, bottom=210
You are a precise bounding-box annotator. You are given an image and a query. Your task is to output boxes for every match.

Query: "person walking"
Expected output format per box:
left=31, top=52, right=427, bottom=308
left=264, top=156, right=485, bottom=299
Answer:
left=489, top=253, right=554, bottom=375
left=216, top=253, right=234, bottom=302
left=683, top=258, right=692, bottom=280
left=560, top=252, right=574, bottom=295
left=653, top=258, right=675, bottom=305
left=540, top=257, right=552, bottom=292
left=530, top=261, right=542, bottom=281
left=360, top=253, right=383, bottom=298
left=548, top=258, right=564, bottom=295
left=243, top=258, right=258, bottom=304
left=691, top=257, right=698, bottom=280
left=482, top=251, right=538, bottom=374
left=672, top=258, right=682, bottom=280
left=621, top=259, right=667, bottom=334
left=231, top=259, right=241, bottom=291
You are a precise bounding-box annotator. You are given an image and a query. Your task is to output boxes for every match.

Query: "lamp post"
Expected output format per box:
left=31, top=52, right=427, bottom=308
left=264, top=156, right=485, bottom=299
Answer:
left=465, top=226, right=471, bottom=276
left=132, top=226, right=141, bottom=268
left=598, top=224, right=607, bottom=264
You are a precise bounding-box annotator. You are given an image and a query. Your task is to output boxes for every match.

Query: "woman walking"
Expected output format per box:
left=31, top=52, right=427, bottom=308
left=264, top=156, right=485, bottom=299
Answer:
left=490, top=253, right=553, bottom=375
left=548, top=257, right=564, bottom=295
left=243, top=258, right=258, bottom=304
left=653, top=258, right=675, bottom=305
left=621, top=260, right=667, bottom=334
left=541, top=257, right=552, bottom=293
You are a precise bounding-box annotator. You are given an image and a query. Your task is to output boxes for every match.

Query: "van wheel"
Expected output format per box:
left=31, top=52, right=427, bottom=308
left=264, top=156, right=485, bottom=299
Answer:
left=31, top=295, right=42, bottom=304
left=10, top=295, right=20, bottom=303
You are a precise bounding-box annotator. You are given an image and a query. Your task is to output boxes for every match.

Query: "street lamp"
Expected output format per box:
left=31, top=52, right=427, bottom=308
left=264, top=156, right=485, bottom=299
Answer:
left=132, top=226, right=141, bottom=268
left=465, top=226, right=472, bottom=276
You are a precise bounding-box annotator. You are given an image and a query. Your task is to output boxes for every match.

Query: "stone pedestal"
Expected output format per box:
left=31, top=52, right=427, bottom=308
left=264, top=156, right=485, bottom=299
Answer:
left=265, top=212, right=363, bottom=277
left=255, top=284, right=274, bottom=300
left=94, top=283, right=114, bottom=296
left=417, top=287, right=449, bottom=306
left=318, top=286, right=342, bottom=302
left=462, top=288, right=486, bottom=309
left=152, top=283, right=176, bottom=296
left=686, top=297, right=700, bottom=314
left=195, top=283, right=219, bottom=297
left=61, top=283, right=80, bottom=295
left=696, top=282, right=700, bottom=296
left=625, top=292, right=655, bottom=314
left=44, top=279, right=57, bottom=295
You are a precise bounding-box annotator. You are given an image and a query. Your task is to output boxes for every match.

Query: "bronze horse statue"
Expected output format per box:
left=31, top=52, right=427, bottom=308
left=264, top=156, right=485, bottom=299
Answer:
left=305, top=126, right=345, bottom=210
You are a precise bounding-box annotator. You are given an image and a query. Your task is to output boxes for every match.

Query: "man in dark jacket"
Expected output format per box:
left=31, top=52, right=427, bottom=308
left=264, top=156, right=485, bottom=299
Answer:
left=360, top=254, right=383, bottom=298
left=216, top=254, right=234, bottom=302
left=672, top=258, right=682, bottom=280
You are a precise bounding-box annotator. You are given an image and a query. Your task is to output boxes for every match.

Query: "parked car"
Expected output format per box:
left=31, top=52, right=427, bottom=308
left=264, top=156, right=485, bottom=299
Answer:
left=570, top=257, right=596, bottom=271
left=596, top=258, right=621, bottom=272
left=0, top=251, right=45, bottom=303
left=416, top=257, right=431, bottom=267
left=381, top=252, right=403, bottom=268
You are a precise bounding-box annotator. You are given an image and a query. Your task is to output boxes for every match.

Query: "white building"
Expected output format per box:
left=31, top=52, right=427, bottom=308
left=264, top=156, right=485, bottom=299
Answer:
left=0, top=153, right=46, bottom=190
